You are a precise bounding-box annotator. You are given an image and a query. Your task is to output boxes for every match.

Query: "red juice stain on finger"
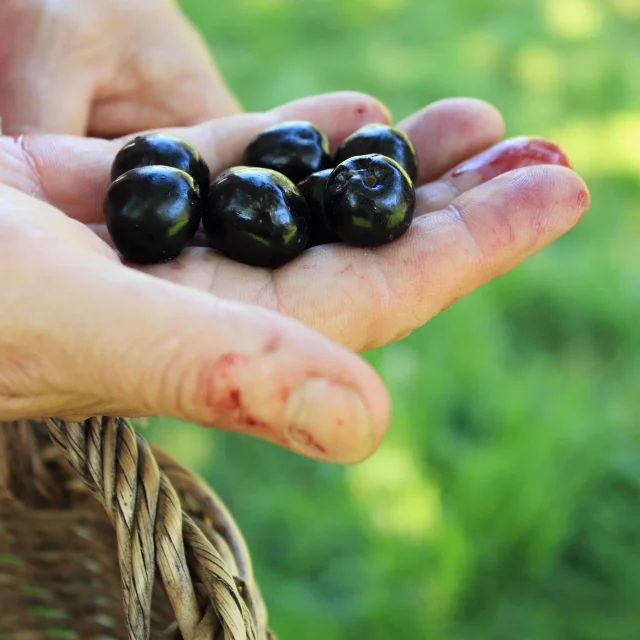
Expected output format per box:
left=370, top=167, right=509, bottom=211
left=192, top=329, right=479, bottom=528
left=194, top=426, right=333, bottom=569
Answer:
left=196, top=352, right=281, bottom=439
left=227, top=389, right=241, bottom=410
left=196, top=352, right=250, bottom=412
left=205, top=387, right=243, bottom=413
left=451, top=137, right=572, bottom=182
left=244, top=415, right=271, bottom=430
left=288, top=426, right=328, bottom=455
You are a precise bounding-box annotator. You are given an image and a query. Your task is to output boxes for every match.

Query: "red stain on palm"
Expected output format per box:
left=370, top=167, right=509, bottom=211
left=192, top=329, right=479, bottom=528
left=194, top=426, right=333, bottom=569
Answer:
left=289, top=426, right=328, bottom=455
left=279, top=387, right=291, bottom=403
left=451, top=138, right=571, bottom=182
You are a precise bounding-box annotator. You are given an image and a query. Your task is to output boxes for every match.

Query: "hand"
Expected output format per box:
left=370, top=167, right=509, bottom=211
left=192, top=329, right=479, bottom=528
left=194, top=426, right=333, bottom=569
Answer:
left=0, top=0, right=240, bottom=137
left=0, top=92, right=590, bottom=463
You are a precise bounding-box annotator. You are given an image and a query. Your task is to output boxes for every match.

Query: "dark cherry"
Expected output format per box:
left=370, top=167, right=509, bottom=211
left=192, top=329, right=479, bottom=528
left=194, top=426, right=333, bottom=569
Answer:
left=242, top=121, right=331, bottom=183
left=297, top=169, right=340, bottom=247
left=205, top=167, right=309, bottom=268
left=324, top=154, right=415, bottom=247
left=111, top=133, right=210, bottom=197
left=104, top=166, right=203, bottom=264
left=334, top=124, right=419, bottom=183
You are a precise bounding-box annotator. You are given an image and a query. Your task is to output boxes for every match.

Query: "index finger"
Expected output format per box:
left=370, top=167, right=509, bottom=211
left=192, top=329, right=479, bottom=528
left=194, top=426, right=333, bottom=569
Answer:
left=0, top=92, right=391, bottom=224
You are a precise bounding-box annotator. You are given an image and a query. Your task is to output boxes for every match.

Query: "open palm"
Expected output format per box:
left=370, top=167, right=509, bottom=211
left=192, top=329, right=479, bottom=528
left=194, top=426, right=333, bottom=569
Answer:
left=0, top=92, right=589, bottom=462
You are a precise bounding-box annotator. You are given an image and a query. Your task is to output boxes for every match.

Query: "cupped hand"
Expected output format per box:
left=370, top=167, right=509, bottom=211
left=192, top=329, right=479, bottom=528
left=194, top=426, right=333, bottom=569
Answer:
left=0, top=92, right=590, bottom=463
left=0, top=0, right=240, bottom=137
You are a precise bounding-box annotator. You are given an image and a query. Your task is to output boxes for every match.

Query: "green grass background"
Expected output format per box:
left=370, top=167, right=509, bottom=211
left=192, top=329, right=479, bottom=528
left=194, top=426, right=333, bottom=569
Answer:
left=146, top=0, right=640, bottom=637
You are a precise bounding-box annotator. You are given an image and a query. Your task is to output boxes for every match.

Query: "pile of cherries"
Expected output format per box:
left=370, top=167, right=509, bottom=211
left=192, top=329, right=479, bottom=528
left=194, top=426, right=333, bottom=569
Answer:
left=104, top=121, right=419, bottom=267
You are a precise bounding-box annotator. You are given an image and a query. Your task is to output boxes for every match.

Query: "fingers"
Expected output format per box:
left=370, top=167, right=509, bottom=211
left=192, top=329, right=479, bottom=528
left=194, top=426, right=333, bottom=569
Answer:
left=141, top=165, right=589, bottom=351
left=397, top=98, right=505, bottom=184
left=0, top=91, right=391, bottom=224
left=0, top=187, right=389, bottom=463
left=159, top=91, right=392, bottom=167
left=129, top=133, right=584, bottom=352
left=280, top=166, right=589, bottom=350
left=397, top=165, right=589, bottom=318
left=416, top=137, right=572, bottom=213
left=0, top=93, right=501, bottom=227
left=272, top=91, right=392, bottom=150
left=80, top=128, right=583, bottom=356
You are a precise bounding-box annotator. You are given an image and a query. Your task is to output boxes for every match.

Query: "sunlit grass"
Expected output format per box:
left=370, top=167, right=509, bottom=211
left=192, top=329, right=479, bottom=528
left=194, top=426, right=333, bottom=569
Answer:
left=514, top=46, right=561, bottom=91
left=612, top=0, right=640, bottom=18
left=552, top=111, right=640, bottom=178
left=348, top=445, right=443, bottom=540
left=542, top=0, right=604, bottom=40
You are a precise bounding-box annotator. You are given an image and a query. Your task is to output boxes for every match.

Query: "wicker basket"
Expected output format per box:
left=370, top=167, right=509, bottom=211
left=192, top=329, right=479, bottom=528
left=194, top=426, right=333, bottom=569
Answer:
left=0, top=417, right=275, bottom=639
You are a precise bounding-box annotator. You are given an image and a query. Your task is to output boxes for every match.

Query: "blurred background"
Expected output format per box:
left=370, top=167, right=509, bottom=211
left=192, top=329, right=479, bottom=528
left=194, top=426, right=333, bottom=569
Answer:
left=146, top=0, right=640, bottom=638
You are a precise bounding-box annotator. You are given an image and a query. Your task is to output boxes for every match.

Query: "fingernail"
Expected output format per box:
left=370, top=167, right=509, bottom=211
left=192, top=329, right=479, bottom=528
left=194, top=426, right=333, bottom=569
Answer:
left=284, top=378, right=374, bottom=462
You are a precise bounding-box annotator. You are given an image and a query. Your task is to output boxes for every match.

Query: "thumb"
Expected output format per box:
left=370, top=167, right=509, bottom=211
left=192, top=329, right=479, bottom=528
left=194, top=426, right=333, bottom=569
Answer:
left=0, top=192, right=389, bottom=463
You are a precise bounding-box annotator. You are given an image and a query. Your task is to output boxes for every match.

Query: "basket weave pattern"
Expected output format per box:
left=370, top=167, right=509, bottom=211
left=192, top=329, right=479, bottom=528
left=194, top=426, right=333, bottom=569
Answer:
left=0, top=417, right=274, bottom=640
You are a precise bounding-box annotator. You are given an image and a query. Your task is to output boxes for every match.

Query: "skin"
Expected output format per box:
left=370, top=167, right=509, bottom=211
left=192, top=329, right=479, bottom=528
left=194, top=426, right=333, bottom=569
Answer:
left=0, top=0, right=240, bottom=136
left=0, top=92, right=591, bottom=464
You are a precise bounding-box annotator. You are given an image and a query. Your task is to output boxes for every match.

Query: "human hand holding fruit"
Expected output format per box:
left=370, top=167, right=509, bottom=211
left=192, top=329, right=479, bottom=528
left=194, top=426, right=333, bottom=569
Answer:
left=0, top=92, right=590, bottom=463
left=0, top=0, right=240, bottom=136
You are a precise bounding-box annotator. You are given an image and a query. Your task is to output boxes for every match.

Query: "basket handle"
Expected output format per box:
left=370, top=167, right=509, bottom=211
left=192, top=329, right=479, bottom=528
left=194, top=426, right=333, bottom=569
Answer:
left=44, top=416, right=273, bottom=640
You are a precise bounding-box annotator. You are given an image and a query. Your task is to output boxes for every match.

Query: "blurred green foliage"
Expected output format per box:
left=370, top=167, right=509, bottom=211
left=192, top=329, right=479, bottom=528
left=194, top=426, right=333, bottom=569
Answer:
left=146, top=0, right=640, bottom=637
